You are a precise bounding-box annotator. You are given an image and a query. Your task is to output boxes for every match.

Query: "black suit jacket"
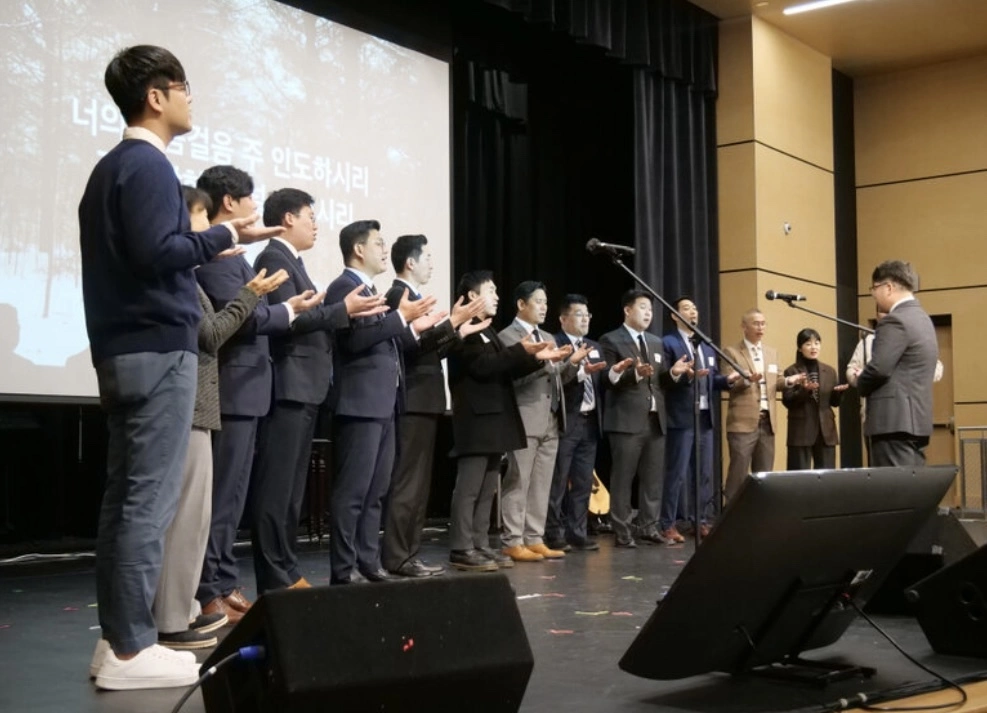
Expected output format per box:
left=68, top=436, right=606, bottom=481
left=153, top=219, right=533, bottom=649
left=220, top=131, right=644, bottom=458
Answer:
left=326, top=269, right=414, bottom=419
left=598, top=326, right=673, bottom=435
left=448, top=325, right=542, bottom=456
left=554, top=332, right=604, bottom=437
left=384, top=281, right=458, bottom=415
left=254, top=240, right=345, bottom=406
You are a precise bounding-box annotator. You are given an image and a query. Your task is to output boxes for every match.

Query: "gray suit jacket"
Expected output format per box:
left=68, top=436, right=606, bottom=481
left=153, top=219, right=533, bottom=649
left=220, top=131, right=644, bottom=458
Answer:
left=194, top=285, right=259, bottom=431
left=598, top=326, right=672, bottom=435
left=858, top=299, right=937, bottom=438
left=498, top=320, right=576, bottom=439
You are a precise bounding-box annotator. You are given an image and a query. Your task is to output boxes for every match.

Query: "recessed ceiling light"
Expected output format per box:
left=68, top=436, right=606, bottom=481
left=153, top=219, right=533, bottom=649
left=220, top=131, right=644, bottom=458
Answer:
left=783, top=0, right=859, bottom=15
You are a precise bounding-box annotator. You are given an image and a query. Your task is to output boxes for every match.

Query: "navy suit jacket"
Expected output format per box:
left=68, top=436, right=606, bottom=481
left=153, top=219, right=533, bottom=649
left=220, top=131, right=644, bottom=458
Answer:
left=195, top=255, right=290, bottom=417
left=326, top=269, right=415, bottom=419
left=662, top=329, right=728, bottom=430
left=554, top=332, right=604, bottom=437
left=254, top=240, right=344, bottom=406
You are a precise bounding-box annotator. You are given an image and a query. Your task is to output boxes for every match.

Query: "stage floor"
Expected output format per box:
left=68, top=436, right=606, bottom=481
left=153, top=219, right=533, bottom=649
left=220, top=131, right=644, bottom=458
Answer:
left=1, top=529, right=985, bottom=713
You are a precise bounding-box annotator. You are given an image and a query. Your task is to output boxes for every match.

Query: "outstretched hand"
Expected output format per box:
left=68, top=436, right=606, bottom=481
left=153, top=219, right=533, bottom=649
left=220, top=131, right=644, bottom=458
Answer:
left=245, top=267, right=289, bottom=297
left=343, top=284, right=388, bottom=318
left=286, top=289, right=324, bottom=314
left=229, top=214, right=286, bottom=244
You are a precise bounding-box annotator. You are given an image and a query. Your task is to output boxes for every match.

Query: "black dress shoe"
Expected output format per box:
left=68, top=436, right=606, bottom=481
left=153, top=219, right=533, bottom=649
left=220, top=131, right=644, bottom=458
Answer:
left=478, top=547, right=514, bottom=568
left=409, top=558, right=445, bottom=575
left=545, top=539, right=573, bottom=552
left=568, top=537, right=600, bottom=551
left=360, top=568, right=399, bottom=582
left=615, top=538, right=637, bottom=548
left=638, top=529, right=670, bottom=545
left=449, top=549, right=498, bottom=572
left=331, top=571, right=368, bottom=585
left=392, top=560, right=435, bottom=578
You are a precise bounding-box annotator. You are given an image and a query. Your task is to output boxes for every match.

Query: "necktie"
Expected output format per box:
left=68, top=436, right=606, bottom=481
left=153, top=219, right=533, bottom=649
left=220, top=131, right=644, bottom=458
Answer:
left=578, top=340, right=595, bottom=412
left=531, top=328, right=542, bottom=342
left=637, top=334, right=649, bottom=361
left=368, top=283, right=378, bottom=296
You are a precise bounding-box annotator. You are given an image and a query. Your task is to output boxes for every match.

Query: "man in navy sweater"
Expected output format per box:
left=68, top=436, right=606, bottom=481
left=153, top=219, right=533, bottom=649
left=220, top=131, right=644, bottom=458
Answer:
left=78, top=45, right=280, bottom=690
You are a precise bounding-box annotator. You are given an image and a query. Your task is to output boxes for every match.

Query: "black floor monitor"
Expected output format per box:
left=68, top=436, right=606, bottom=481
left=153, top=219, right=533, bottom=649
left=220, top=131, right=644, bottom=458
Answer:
left=619, top=465, right=958, bottom=681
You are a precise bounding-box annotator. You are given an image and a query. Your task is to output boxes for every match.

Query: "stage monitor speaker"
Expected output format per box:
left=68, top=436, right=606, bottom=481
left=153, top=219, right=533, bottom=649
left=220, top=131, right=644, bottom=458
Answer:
left=907, top=543, right=987, bottom=659
left=865, top=508, right=977, bottom=615
left=201, top=573, right=533, bottom=713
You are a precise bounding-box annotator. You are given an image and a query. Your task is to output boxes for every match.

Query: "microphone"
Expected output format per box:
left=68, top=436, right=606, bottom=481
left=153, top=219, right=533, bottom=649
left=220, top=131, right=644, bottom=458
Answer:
left=765, top=290, right=807, bottom=302
left=586, top=238, right=636, bottom=256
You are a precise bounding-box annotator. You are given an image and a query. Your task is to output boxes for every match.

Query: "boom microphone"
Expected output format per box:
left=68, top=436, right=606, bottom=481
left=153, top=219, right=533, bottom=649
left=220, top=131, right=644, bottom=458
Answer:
left=586, top=238, right=636, bottom=256
left=765, top=290, right=807, bottom=302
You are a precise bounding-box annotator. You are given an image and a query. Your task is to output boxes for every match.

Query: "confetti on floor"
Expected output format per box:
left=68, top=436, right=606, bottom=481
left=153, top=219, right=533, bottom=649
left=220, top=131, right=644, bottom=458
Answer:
left=574, top=610, right=610, bottom=616
left=63, top=607, right=79, bottom=612
left=621, top=575, right=643, bottom=582
left=548, top=629, right=575, bottom=635
left=517, top=593, right=542, bottom=600
left=611, top=611, right=634, bottom=616
left=87, top=603, right=98, bottom=608
left=540, top=575, right=556, bottom=580
left=542, top=593, right=566, bottom=598
left=0, top=624, right=10, bottom=630
left=673, top=560, right=687, bottom=565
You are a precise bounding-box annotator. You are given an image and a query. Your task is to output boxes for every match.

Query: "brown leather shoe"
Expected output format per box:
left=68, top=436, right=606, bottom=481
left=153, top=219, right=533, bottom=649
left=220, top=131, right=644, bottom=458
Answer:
left=526, top=543, right=565, bottom=559
left=202, top=596, right=242, bottom=625
left=661, top=527, right=686, bottom=544
left=288, top=576, right=312, bottom=589
left=223, top=589, right=252, bottom=613
left=502, top=545, right=544, bottom=562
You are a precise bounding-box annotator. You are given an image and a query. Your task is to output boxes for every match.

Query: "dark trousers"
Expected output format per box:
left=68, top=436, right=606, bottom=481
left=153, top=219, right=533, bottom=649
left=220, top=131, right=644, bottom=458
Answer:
left=449, top=454, right=502, bottom=551
left=660, top=412, right=714, bottom=530
left=250, top=400, right=318, bottom=594
left=787, top=432, right=836, bottom=470
left=382, top=412, right=439, bottom=571
left=95, top=351, right=197, bottom=654
left=608, top=416, right=666, bottom=542
left=197, top=415, right=257, bottom=605
left=870, top=433, right=929, bottom=467
left=330, top=415, right=396, bottom=582
left=546, top=413, right=598, bottom=544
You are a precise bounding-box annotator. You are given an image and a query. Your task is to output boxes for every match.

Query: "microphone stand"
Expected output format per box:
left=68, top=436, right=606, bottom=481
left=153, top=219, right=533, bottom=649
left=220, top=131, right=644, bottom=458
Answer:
left=773, top=298, right=874, bottom=334
left=595, top=250, right=754, bottom=550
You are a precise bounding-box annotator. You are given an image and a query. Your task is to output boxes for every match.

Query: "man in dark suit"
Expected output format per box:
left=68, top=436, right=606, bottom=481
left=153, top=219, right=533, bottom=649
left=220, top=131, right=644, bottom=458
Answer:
left=545, top=295, right=607, bottom=552
left=194, top=168, right=322, bottom=621
left=381, top=234, right=485, bottom=578
left=599, top=290, right=690, bottom=548
left=659, top=297, right=736, bottom=542
left=855, top=260, right=938, bottom=467
left=248, top=190, right=386, bottom=595
left=446, top=271, right=562, bottom=571
left=325, top=221, right=442, bottom=584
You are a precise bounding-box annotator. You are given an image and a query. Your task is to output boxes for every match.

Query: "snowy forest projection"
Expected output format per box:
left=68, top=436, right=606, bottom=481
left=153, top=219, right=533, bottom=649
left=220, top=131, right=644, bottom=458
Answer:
left=0, top=0, right=450, bottom=398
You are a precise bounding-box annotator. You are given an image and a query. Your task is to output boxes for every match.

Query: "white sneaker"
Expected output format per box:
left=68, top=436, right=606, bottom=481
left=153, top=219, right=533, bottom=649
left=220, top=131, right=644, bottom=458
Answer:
left=94, top=644, right=200, bottom=690
left=89, top=639, right=194, bottom=678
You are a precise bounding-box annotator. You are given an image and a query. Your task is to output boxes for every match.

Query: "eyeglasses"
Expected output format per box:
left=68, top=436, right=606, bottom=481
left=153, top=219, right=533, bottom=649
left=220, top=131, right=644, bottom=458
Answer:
left=870, top=281, right=891, bottom=292
left=569, top=312, right=592, bottom=319
left=167, top=80, right=191, bottom=95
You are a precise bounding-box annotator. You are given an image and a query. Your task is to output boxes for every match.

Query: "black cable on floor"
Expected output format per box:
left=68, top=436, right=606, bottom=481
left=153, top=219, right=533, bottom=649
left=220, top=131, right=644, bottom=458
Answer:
left=169, top=645, right=266, bottom=713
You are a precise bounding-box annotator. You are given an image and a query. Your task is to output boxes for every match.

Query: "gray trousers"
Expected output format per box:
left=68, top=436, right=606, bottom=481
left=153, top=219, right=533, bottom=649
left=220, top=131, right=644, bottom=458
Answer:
left=501, top=428, right=559, bottom=548
left=95, top=351, right=197, bottom=654
left=449, top=454, right=502, bottom=551
left=608, top=416, right=666, bottom=541
left=724, top=418, right=775, bottom=502
left=153, top=427, right=212, bottom=633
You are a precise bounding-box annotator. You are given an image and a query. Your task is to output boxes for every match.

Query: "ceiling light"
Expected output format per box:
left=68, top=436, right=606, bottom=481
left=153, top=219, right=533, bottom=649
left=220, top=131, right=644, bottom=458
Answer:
left=783, top=0, right=859, bottom=15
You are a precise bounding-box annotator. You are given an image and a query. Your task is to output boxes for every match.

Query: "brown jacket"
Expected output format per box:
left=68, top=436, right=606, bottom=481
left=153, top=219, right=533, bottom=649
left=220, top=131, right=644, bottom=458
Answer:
left=782, top=361, right=842, bottom=447
left=722, top=341, right=787, bottom=434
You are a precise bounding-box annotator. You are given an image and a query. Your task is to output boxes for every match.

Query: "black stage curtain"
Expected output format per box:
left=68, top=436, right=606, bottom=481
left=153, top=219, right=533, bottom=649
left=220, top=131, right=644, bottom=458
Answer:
left=455, top=0, right=718, bottom=338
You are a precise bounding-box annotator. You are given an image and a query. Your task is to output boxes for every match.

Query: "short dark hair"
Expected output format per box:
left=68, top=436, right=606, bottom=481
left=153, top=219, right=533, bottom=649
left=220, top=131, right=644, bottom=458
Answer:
left=456, top=270, right=494, bottom=303
left=671, top=295, right=695, bottom=313
left=559, top=294, right=589, bottom=314
left=339, top=220, right=382, bottom=262
left=796, top=328, right=822, bottom=348
left=621, top=289, right=650, bottom=310
left=104, top=45, right=186, bottom=123
left=262, top=188, right=314, bottom=228
left=196, top=166, right=254, bottom=220
left=390, top=234, right=428, bottom=273
left=514, top=280, right=546, bottom=303
left=181, top=185, right=212, bottom=217
left=872, top=260, right=918, bottom=292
